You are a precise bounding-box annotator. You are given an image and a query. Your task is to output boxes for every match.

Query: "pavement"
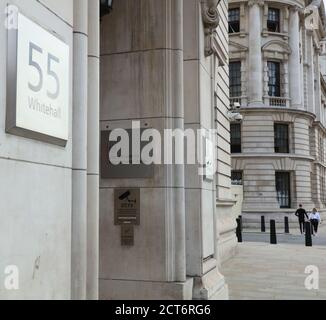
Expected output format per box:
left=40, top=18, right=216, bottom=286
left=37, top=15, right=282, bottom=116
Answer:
left=220, top=224, right=326, bottom=300
left=243, top=227, right=326, bottom=246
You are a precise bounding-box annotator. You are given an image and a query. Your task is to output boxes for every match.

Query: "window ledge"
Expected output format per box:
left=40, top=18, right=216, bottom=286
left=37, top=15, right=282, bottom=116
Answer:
left=231, top=153, right=315, bottom=162
left=229, top=32, right=247, bottom=37
left=262, top=31, right=289, bottom=40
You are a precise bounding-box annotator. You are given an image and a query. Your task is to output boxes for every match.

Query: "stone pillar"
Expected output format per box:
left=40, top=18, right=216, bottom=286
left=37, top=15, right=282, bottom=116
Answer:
left=240, top=3, right=246, bottom=37
left=248, top=0, right=264, bottom=106
left=289, top=7, right=303, bottom=109
left=302, top=30, right=308, bottom=110
left=314, top=50, right=322, bottom=121
left=283, top=62, right=290, bottom=100
left=87, top=0, right=100, bottom=300
left=182, top=0, right=229, bottom=300
left=262, top=3, right=268, bottom=36
left=283, top=7, right=290, bottom=35
left=99, top=0, right=191, bottom=300
left=71, top=0, right=88, bottom=300
left=306, top=31, right=316, bottom=114
left=320, top=44, right=326, bottom=77
left=263, top=59, right=269, bottom=104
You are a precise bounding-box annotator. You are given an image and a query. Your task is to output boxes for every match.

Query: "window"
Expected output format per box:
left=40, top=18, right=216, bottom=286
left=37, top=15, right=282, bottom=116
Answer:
left=321, top=168, right=326, bottom=205
left=321, top=174, right=326, bottom=205
left=319, top=137, right=324, bottom=163
left=267, top=8, right=280, bottom=33
left=275, top=172, right=291, bottom=208
left=268, top=61, right=281, bottom=97
left=231, top=123, right=242, bottom=153
left=229, top=8, right=240, bottom=33
left=229, top=62, right=242, bottom=98
left=232, top=171, right=243, bottom=185
left=274, top=123, right=289, bottom=153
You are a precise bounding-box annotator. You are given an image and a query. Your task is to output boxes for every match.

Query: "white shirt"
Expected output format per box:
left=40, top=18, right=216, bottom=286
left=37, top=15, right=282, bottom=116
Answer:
left=309, top=212, right=321, bottom=222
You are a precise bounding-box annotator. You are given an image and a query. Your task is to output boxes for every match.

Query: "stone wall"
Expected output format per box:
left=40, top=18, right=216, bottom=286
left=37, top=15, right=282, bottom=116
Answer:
left=215, top=0, right=238, bottom=264
left=0, top=0, right=73, bottom=299
left=99, top=0, right=233, bottom=300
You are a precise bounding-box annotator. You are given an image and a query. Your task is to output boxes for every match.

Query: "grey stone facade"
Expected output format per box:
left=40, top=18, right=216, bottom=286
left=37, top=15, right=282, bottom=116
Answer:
left=0, top=0, right=236, bottom=300
left=229, top=0, right=326, bottom=227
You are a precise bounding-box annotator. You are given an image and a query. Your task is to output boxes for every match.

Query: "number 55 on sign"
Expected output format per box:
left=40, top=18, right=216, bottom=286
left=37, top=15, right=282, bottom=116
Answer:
left=6, top=10, right=69, bottom=146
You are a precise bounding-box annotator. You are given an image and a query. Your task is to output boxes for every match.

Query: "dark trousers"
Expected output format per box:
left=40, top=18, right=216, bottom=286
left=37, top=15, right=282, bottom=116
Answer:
left=299, top=220, right=305, bottom=234
left=311, top=219, right=319, bottom=234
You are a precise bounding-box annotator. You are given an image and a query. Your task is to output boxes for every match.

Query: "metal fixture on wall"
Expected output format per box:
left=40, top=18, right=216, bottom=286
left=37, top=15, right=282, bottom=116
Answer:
left=100, top=0, right=113, bottom=18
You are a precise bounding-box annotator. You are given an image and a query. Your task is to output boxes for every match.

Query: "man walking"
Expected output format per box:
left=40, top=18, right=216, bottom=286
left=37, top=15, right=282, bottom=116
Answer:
left=295, top=204, right=308, bottom=234
left=309, top=208, right=321, bottom=236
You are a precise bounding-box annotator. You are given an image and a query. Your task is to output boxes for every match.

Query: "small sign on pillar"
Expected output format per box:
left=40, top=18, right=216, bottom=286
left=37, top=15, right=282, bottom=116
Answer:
left=114, top=189, right=140, bottom=246
left=121, top=224, right=134, bottom=246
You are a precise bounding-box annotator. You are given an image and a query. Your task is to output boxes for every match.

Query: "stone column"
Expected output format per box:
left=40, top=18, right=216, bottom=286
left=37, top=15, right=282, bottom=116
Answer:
left=71, top=0, right=88, bottom=300
left=87, top=0, right=100, bottom=300
left=306, top=31, right=316, bottom=114
left=248, top=0, right=264, bottom=106
left=240, top=3, right=246, bottom=37
left=314, top=50, right=322, bottom=121
left=99, top=0, right=190, bottom=300
left=183, top=0, right=229, bottom=300
left=289, top=7, right=303, bottom=109
left=283, top=62, right=290, bottom=100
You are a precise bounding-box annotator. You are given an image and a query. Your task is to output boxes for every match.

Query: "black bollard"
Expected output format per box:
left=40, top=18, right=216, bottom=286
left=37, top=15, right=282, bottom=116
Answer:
left=284, top=217, right=290, bottom=234
left=270, top=220, right=277, bottom=244
left=239, top=215, right=243, bottom=232
left=236, top=218, right=242, bottom=243
left=261, top=216, right=266, bottom=233
left=305, top=222, right=312, bottom=247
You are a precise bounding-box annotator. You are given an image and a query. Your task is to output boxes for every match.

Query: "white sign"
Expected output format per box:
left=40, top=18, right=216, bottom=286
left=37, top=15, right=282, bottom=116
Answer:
left=6, top=12, right=69, bottom=146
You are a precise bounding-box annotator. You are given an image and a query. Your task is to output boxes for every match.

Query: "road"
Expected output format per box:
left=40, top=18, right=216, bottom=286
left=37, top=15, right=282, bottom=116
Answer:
left=243, top=231, right=326, bottom=246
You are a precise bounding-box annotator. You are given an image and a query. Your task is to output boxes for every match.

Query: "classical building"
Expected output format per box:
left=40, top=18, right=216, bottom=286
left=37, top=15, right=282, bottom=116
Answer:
left=0, top=0, right=236, bottom=300
left=229, top=0, right=326, bottom=227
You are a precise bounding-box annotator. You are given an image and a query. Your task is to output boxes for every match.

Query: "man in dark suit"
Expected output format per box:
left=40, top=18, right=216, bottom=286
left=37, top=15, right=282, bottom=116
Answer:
left=295, top=204, right=309, bottom=234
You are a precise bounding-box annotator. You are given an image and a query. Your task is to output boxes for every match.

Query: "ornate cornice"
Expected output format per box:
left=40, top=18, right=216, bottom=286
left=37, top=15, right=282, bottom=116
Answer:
left=248, top=0, right=264, bottom=7
left=238, top=107, right=316, bottom=121
left=289, top=5, right=301, bottom=13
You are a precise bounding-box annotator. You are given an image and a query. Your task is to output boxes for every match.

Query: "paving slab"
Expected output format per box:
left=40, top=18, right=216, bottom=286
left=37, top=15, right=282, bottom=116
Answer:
left=221, top=241, right=326, bottom=300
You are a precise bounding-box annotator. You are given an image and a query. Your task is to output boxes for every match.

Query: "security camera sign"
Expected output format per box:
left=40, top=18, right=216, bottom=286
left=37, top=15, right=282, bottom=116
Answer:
left=114, top=189, right=140, bottom=225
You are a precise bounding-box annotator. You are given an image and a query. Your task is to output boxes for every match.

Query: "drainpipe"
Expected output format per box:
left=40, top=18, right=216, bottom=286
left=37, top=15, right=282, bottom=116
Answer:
left=87, top=0, right=100, bottom=300
left=71, top=0, right=88, bottom=300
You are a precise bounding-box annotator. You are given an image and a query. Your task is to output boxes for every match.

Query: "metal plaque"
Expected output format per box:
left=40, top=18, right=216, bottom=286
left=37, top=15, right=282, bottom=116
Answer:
left=114, top=189, right=140, bottom=226
left=6, top=10, right=70, bottom=146
left=101, top=130, right=154, bottom=179
left=121, top=224, right=134, bottom=246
